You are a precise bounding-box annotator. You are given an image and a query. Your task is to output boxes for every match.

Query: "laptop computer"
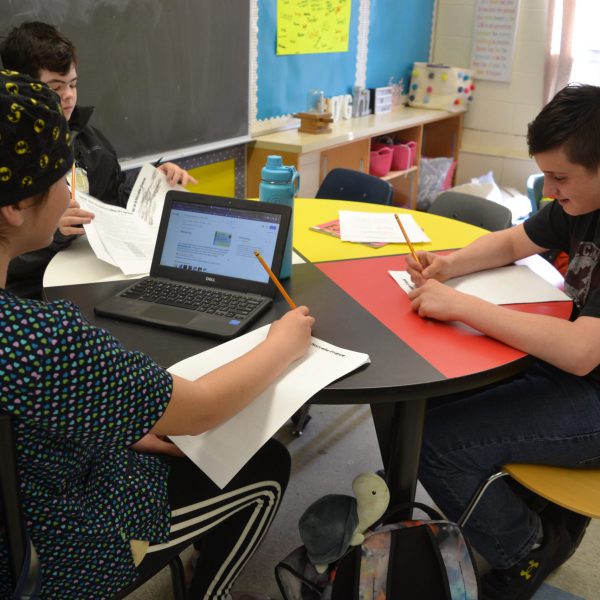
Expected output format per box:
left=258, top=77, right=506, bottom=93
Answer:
left=94, top=191, right=291, bottom=339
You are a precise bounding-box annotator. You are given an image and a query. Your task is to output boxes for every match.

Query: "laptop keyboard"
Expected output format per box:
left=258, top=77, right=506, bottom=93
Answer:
left=120, top=279, right=262, bottom=319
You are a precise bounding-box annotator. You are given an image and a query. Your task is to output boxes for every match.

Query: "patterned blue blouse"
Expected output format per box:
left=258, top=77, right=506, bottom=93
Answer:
left=0, top=291, right=173, bottom=599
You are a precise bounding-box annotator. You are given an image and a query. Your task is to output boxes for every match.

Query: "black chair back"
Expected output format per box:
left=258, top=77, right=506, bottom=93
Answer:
left=316, top=168, right=393, bottom=205
left=0, top=413, right=41, bottom=599
left=428, top=191, right=513, bottom=232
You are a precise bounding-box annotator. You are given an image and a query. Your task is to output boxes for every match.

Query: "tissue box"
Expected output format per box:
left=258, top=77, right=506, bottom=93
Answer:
left=408, top=63, right=475, bottom=112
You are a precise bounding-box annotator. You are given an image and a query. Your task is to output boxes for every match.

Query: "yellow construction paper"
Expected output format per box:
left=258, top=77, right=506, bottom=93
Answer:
left=277, top=0, right=351, bottom=55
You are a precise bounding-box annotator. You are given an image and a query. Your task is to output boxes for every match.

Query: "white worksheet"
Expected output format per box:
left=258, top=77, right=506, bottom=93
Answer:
left=127, top=162, right=186, bottom=228
left=77, top=191, right=156, bottom=275
left=389, top=264, right=570, bottom=304
left=169, top=326, right=370, bottom=488
left=76, top=164, right=188, bottom=274
left=338, top=211, right=430, bottom=244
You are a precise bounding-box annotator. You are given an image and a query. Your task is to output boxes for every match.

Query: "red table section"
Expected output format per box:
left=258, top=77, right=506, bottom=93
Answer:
left=317, top=255, right=573, bottom=379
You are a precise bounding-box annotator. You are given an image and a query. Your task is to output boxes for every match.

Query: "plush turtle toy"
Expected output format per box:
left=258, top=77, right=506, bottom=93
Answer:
left=298, top=472, right=390, bottom=573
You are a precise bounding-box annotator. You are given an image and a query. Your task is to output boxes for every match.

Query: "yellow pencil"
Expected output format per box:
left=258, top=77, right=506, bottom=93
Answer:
left=253, top=250, right=297, bottom=310
left=71, top=163, right=76, bottom=202
left=394, top=213, right=421, bottom=266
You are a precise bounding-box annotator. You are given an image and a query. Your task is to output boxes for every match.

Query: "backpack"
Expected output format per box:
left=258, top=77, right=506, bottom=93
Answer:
left=275, top=502, right=480, bottom=600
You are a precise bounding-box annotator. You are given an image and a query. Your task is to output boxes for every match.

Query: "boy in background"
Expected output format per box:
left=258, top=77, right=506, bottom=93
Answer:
left=0, top=21, right=197, bottom=297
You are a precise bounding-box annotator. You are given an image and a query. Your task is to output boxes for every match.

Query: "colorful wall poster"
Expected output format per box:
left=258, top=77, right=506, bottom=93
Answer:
left=470, top=0, right=520, bottom=82
left=277, top=0, right=351, bottom=55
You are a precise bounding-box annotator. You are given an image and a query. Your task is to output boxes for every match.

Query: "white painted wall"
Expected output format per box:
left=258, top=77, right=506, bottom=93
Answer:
left=432, top=0, right=548, bottom=192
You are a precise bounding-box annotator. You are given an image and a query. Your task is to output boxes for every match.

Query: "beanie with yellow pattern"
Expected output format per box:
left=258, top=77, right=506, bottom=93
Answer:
left=0, top=69, right=72, bottom=205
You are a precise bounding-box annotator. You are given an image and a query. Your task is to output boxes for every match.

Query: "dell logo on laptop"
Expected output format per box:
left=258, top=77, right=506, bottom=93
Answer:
left=205, top=276, right=216, bottom=282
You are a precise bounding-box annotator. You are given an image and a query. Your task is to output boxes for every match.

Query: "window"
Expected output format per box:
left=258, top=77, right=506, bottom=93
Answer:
left=569, top=1, right=600, bottom=85
left=544, top=0, right=600, bottom=102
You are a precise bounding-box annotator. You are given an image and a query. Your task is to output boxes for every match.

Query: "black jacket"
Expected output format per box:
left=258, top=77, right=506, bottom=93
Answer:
left=6, top=106, right=137, bottom=298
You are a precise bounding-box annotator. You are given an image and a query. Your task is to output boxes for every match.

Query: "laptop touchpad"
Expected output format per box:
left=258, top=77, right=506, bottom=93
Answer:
left=142, top=305, right=196, bottom=325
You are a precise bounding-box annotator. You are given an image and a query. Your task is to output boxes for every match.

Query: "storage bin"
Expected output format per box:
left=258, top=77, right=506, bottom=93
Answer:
left=369, top=146, right=393, bottom=177
left=408, top=62, right=475, bottom=112
left=400, top=140, right=417, bottom=167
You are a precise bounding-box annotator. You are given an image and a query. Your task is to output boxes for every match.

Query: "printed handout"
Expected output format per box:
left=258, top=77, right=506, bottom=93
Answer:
left=338, top=210, right=430, bottom=244
left=77, top=164, right=187, bottom=274
left=389, top=264, right=570, bottom=305
left=168, top=325, right=370, bottom=488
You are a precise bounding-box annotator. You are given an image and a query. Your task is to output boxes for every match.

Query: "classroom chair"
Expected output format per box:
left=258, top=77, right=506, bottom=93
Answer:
left=0, top=412, right=187, bottom=600
left=316, top=168, right=394, bottom=205
left=428, top=191, right=513, bottom=232
left=0, top=412, right=41, bottom=599
left=292, top=168, right=392, bottom=436
left=526, top=173, right=545, bottom=214
left=457, top=463, right=599, bottom=559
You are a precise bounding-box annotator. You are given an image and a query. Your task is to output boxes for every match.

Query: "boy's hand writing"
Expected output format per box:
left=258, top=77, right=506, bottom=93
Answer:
left=267, top=305, right=315, bottom=363
left=406, top=251, right=453, bottom=287
left=58, top=198, right=94, bottom=236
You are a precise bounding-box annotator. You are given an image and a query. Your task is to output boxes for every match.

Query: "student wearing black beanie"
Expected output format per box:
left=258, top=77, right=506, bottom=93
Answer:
left=0, top=70, right=312, bottom=600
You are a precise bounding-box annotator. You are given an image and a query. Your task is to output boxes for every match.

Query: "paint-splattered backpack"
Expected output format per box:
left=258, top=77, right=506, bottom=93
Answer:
left=276, top=502, right=480, bottom=600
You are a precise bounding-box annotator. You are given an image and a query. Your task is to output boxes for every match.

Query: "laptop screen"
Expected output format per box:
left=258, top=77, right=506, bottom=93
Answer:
left=159, top=200, right=282, bottom=284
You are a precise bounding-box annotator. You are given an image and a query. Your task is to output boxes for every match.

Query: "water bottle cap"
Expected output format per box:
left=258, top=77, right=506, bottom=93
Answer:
left=262, top=155, right=295, bottom=182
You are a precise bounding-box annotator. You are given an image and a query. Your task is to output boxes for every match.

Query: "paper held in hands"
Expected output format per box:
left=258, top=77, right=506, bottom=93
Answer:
left=389, top=264, right=571, bottom=305
left=76, top=163, right=186, bottom=275
left=338, top=210, right=430, bottom=244
left=168, top=325, right=370, bottom=488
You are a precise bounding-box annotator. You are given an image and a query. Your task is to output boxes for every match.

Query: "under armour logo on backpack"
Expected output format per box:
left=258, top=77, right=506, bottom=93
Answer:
left=520, top=559, right=540, bottom=580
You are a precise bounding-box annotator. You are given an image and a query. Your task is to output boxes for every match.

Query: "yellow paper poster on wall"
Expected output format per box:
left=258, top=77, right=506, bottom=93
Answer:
left=277, top=0, right=351, bottom=55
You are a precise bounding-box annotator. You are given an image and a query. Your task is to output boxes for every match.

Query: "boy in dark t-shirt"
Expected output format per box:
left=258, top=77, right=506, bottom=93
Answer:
left=406, top=84, right=600, bottom=599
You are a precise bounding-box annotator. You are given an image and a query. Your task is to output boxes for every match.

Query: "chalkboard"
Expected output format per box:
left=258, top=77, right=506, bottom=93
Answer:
left=0, top=0, right=249, bottom=161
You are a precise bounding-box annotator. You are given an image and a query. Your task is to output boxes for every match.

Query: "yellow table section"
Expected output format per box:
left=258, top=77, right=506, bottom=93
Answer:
left=293, top=197, right=487, bottom=263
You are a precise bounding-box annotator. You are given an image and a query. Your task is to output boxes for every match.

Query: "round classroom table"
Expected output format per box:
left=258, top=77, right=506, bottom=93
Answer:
left=43, top=199, right=571, bottom=509
left=44, top=198, right=487, bottom=288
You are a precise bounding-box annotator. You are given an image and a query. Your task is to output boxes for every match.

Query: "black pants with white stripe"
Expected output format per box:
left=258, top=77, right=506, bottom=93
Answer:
left=138, top=439, right=290, bottom=599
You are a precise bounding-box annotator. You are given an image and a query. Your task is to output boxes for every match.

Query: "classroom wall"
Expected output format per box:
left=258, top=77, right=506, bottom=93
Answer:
left=250, top=0, right=435, bottom=134
left=432, top=0, right=547, bottom=192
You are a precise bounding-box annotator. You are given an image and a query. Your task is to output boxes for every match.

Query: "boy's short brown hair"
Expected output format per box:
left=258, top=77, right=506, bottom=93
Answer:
left=527, top=84, right=600, bottom=172
left=0, top=21, right=76, bottom=78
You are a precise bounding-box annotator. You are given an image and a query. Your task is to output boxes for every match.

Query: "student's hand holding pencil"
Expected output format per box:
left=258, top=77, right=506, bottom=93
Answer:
left=267, top=306, right=315, bottom=362
left=406, top=251, right=453, bottom=287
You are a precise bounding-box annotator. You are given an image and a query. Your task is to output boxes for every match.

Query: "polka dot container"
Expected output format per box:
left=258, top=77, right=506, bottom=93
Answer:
left=407, top=62, right=475, bottom=112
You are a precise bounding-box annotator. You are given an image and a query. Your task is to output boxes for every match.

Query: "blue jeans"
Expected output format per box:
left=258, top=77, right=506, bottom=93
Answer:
left=419, top=361, right=600, bottom=569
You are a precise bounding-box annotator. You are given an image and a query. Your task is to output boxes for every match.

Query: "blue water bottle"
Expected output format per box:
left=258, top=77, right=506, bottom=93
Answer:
left=259, top=155, right=299, bottom=279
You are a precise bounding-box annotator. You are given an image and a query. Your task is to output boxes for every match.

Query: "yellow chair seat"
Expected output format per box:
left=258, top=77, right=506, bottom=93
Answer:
left=503, top=463, right=600, bottom=519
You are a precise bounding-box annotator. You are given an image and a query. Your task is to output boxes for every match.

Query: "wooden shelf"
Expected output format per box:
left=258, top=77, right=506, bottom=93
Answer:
left=246, top=108, right=463, bottom=209
left=381, top=166, right=418, bottom=181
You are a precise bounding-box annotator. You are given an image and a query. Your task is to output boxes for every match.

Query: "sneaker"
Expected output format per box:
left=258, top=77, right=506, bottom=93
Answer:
left=482, top=521, right=572, bottom=600
left=540, top=502, right=590, bottom=560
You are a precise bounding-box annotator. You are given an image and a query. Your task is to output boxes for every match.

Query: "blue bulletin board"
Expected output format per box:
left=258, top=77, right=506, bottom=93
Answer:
left=257, top=0, right=361, bottom=120
left=256, top=0, right=435, bottom=121
left=366, top=0, right=435, bottom=89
